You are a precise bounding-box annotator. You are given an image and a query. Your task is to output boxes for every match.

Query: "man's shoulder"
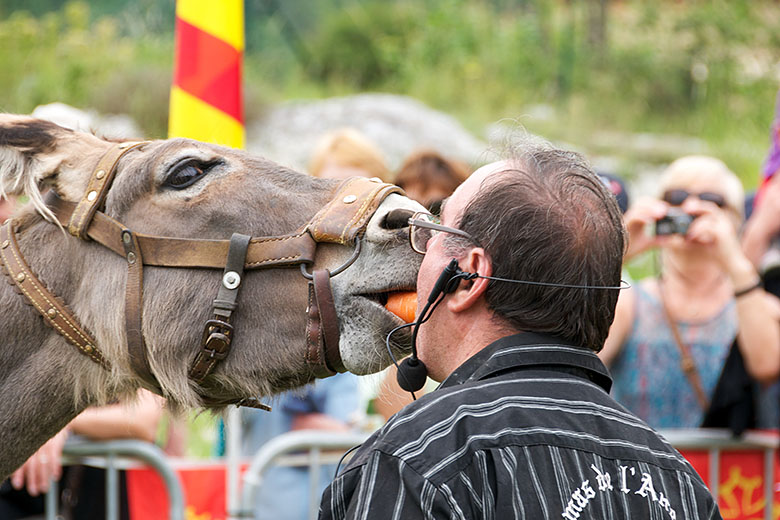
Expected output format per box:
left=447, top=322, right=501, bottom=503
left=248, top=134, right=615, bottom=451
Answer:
left=358, top=371, right=695, bottom=480
left=329, top=373, right=718, bottom=519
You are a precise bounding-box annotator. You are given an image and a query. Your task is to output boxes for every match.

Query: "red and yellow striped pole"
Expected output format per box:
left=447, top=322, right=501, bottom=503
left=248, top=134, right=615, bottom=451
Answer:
left=169, top=0, right=245, bottom=148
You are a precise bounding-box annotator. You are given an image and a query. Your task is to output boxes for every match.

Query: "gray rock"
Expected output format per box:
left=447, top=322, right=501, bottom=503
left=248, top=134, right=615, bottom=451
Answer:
left=32, top=102, right=142, bottom=140
left=246, top=93, right=488, bottom=173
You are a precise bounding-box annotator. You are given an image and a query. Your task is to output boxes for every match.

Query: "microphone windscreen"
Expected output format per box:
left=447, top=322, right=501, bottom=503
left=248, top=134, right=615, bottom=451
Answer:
left=397, top=357, right=428, bottom=392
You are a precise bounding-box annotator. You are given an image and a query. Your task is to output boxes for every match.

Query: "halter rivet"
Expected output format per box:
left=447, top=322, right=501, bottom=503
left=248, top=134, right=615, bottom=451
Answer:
left=343, top=195, right=357, bottom=204
left=83, top=345, right=94, bottom=354
left=1, top=240, right=8, bottom=249
left=47, top=308, right=57, bottom=318
left=223, top=271, right=241, bottom=290
left=87, top=191, right=98, bottom=202
left=127, top=251, right=136, bottom=264
left=95, top=169, right=106, bottom=180
left=16, top=273, right=25, bottom=282
left=122, top=231, right=132, bottom=244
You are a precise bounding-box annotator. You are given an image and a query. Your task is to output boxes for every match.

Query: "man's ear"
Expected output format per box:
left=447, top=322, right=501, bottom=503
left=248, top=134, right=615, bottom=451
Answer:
left=447, top=247, right=492, bottom=313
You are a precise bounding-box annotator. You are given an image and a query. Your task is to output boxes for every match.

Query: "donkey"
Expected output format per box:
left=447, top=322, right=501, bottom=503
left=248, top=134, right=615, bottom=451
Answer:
left=0, top=115, right=422, bottom=478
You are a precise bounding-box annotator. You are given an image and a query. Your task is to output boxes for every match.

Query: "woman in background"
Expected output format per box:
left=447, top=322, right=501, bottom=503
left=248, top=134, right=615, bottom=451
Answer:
left=393, top=149, right=469, bottom=214
left=308, top=128, right=389, bottom=181
left=600, top=156, right=780, bottom=429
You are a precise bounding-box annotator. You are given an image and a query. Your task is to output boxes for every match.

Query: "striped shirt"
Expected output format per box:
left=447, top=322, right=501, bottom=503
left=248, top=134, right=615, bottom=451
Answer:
left=319, top=332, right=721, bottom=519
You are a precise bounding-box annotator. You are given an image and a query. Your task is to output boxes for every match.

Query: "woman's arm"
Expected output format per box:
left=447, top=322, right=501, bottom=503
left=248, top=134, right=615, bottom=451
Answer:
left=728, top=257, right=780, bottom=382
left=598, top=285, right=636, bottom=366
left=742, top=176, right=780, bottom=268
left=690, top=204, right=780, bottom=382
left=69, top=389, right=165, bottom=443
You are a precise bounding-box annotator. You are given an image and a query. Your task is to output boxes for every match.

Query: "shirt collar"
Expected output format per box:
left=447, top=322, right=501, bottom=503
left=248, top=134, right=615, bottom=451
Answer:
left=439, top=331, right=612, bottom=392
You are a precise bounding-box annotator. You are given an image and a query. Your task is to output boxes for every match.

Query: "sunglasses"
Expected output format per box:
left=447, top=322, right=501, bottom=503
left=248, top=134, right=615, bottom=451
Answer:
left=408, top=212, right=476, bottom=255
left=662, top=189, right=727, bottom=209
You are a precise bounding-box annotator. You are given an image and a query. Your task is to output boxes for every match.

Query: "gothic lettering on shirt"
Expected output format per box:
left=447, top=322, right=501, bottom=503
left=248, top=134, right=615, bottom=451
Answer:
left=560, top=464, right=677, bottom=520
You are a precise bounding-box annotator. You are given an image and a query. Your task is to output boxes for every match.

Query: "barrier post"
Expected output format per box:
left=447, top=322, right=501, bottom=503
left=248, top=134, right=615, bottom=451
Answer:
left=238, top=430, right=370, bottom=518
left=45, top=478, right=58, bottom=520
left=308, top=447, right=322, bottom=520
left=106, top=452, right=119, bottom=520
left=60, top=440, right=185, bottom=520
left=227, top=407, right=242, bottom=520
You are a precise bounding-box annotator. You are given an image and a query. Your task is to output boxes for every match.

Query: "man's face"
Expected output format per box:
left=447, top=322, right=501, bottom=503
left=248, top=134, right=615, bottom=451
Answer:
left=414, top=162, right=505, bottom=377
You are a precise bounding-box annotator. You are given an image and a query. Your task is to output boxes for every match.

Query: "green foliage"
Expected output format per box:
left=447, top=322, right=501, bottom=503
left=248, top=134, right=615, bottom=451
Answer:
left=308, top=2, right=421, bottom=88
left=1, top=0, right=779, bottom=183
left=0, top=1, right=172, bottom=137
left=2, top=0, right=779, bottom=456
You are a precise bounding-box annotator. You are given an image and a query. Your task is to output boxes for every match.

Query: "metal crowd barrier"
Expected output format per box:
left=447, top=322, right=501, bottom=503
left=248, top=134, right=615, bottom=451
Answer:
left=234, top=430, right=370, bottom=520
left=232, top=428, right=778, bottom=520
left=44, top=439, right=185, bottom=520
left=46, top=429, right=773, bottom=519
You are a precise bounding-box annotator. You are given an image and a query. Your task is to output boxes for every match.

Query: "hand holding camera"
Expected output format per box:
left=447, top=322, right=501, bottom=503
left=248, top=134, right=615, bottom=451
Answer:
left=655, top=208, right=696, bottom=236
left=624, top=188, right=738, bottom=263
left=622, top=198, right=672, bottom=260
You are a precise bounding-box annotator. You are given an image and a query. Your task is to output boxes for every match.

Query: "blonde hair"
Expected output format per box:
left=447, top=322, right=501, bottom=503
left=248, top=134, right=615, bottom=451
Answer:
left=658, top=155, right=744, bottom=220
left=308, top=128, right=389, bottom=181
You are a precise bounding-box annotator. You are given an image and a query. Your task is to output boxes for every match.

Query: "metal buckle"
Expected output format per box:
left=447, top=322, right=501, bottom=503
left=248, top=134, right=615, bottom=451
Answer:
left=300, top=236, right=362, bottom=280
left=201, top=319, right=234, bottom=359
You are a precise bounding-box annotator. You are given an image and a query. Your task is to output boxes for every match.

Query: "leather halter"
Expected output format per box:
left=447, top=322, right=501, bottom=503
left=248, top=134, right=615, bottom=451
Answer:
left=0, top=142, right=403, bottom=408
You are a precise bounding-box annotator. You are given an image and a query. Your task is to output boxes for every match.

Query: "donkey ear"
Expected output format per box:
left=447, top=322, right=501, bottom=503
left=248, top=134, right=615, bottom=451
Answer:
left=0, top=115, right=105, bottom=217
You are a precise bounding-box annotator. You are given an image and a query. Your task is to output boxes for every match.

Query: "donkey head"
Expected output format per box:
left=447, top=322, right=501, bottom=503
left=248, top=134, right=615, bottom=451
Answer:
left=0, top=115, right=423, bottom=408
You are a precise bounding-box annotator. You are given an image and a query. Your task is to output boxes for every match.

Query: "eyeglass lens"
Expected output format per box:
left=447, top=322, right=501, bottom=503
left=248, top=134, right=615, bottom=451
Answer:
left=410, top=214, right=438, bottom=254
left=662, top=189, right=726, bottom=208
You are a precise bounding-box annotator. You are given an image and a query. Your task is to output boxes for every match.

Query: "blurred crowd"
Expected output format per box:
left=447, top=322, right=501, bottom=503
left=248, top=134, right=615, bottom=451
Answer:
left=239, top=122, right=780, bottom=518
left=4, top=107, right=780, bottom=519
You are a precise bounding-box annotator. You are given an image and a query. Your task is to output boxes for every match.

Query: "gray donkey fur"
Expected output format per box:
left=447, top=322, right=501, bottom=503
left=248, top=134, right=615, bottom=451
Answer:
left=0, top=115, right=421, bottom=478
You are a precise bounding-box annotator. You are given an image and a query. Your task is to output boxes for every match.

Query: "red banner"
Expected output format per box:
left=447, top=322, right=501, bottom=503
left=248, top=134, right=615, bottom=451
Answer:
left=682, top=449, right=780, bottom=520
left=127, top=463, right=247, bottom=520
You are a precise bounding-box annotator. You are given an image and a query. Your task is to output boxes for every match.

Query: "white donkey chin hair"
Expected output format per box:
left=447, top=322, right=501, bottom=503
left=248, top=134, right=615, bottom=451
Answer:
left=0, top=149, right=58, bottom=224
left=24, top=175, right=58, bottom=224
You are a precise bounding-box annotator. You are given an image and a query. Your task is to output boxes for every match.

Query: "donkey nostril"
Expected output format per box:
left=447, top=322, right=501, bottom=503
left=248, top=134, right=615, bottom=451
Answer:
left=383, top=209, right=415, bottom=230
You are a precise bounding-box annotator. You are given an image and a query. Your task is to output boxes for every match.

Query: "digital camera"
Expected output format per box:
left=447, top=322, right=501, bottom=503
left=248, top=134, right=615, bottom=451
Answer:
left=655, top=209, right=696, bottom=236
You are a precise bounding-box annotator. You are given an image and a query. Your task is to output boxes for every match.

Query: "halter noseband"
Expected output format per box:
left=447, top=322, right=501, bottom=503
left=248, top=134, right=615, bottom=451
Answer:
left=0, top=142, right=403, bottom=409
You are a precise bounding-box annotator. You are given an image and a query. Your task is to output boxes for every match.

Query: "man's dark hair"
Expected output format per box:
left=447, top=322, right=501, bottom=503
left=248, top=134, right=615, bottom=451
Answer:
left=449, top=139, right=626, bottom=351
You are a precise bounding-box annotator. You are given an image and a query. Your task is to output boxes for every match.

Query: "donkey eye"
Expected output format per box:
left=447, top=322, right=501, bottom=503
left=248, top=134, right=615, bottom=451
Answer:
left=163, top=159, right=216, bottom=190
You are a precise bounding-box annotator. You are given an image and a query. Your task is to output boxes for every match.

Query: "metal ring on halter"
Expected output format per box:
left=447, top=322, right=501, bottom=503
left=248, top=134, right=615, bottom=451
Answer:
left=300, top=236, right=363, bottom=280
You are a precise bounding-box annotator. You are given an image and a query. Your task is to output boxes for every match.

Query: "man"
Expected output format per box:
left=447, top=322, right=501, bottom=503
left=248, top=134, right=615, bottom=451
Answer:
left=320, top=139, right=721, bottom=519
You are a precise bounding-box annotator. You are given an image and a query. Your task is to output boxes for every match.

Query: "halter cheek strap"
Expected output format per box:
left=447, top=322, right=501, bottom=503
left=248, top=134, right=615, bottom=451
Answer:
left=301, top=177, right=404, bottom=377
left=189, top=233, right=252, bottom=384
left=68, top=142, right=148, bottom=239
left=123, top=228, right=150, bottom=386
left=306, top=269, right=343, bottom=378
left=0, top=221, right=108, bottom=368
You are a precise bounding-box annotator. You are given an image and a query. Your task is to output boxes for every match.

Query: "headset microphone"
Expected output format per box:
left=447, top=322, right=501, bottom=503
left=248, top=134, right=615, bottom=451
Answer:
left=426, top=259, right=463, bottom=304
left=397, top=259, right=467, bottom=393
left=391, top=257, right=628, bottom=395
left=396, top=355, right=428, bottom=393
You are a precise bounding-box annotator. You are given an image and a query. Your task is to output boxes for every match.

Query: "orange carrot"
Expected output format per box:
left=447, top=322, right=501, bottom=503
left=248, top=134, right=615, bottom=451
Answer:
left=385, top=291, right=417, bottom=323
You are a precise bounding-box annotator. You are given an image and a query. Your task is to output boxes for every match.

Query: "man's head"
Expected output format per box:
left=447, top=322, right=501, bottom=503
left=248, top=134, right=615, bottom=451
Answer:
left=415, top=138, right=625, bottom=376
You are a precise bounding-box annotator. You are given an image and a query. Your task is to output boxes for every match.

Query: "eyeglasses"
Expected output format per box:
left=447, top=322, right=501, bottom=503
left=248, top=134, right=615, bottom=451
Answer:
left=662, top=189, right=727, bottom=209
left=408, top=211, right=476, bottom=255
